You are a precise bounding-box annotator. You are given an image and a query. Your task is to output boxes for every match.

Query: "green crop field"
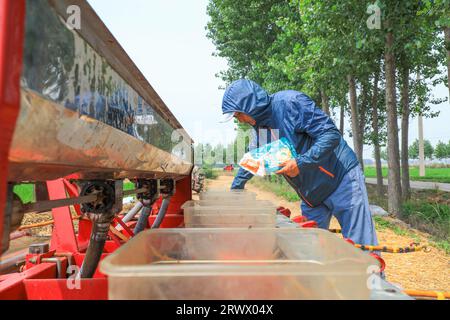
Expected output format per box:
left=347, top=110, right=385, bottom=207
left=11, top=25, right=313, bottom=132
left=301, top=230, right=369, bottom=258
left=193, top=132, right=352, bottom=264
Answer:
left=13, top=184, right=35, bottom=204
left=364, top=167, right=450, bottom=184
left=13, top=182, right=137, bottom=204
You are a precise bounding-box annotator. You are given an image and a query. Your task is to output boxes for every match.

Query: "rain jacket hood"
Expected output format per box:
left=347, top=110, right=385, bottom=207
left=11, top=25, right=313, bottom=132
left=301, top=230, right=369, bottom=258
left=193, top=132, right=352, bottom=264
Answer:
left=222, top=79, right=272, bottom=127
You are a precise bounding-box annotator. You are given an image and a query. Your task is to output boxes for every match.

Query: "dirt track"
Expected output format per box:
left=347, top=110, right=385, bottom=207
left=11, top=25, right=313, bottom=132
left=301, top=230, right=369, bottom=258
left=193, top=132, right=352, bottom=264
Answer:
left=206, top=175, right=450, bottom=292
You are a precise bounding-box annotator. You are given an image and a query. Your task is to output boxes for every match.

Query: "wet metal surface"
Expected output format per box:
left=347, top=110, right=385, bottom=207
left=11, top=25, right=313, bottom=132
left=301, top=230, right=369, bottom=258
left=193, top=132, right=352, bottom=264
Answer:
left=10, top=0, right=193, bottom=182
left=9, top=90, right=192, bottom=182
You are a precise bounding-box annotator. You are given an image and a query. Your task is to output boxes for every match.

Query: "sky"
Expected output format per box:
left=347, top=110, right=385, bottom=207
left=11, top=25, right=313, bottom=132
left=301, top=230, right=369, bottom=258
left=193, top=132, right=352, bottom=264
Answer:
left=88, top=0, right=449, bottom=160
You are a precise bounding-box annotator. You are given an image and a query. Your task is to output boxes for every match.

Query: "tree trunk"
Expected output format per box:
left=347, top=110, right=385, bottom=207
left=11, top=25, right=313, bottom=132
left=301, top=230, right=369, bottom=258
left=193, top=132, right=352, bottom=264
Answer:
left=385, top=31, right=403, bottom=217
left=347, top=75, right=363, bottom=168
left=444, top=27, right=450, bottom=98
left=358, top=81, right=369, bottom=171
left=400, top=66, right=411, bottom=200
left=371, top=71, right=383, bottom=199
left=320, top=90, right=330, bottom=115
left=340, top=104, right=345, bottom=135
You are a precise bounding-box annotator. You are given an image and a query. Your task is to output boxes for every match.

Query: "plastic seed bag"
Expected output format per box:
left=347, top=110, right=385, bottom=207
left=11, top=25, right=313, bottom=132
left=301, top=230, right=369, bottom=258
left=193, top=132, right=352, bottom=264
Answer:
left=239, top=138, right=298, bottom=176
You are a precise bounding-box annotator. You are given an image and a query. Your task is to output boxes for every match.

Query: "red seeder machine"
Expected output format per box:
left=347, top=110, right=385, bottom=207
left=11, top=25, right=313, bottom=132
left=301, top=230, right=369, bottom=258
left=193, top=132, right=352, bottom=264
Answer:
left=0, top=0, right=196, bottom=300
left=0, top=0, right=441, bottom=301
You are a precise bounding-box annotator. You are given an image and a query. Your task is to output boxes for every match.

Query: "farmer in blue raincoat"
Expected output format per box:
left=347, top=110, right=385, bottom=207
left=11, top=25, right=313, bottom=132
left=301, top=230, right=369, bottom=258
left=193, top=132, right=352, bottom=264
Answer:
left=221, top=79, right=378, bottom=247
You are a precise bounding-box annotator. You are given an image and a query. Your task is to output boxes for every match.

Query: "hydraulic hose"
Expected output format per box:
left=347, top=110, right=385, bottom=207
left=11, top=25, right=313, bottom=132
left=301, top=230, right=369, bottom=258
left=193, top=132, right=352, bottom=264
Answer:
left=80, top=219, right=111, bottom=278
left=133, top=206, right=151, bottom=234
left=354, top=244, right=429, bottom=253
left=151, top=197, right=171, bottom=229
left=121, top=202, right=143, bottom=224
left=404, top=289, right=450, bottom=300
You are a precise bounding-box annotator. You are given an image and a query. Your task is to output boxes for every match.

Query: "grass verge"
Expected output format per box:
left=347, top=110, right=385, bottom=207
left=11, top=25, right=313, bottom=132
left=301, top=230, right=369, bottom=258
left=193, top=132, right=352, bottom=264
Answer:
left=364, top=166, right=450, bottom=183
left=367, top=184, right=450, bottom=254
left=249, top=176, right=300, bottom=202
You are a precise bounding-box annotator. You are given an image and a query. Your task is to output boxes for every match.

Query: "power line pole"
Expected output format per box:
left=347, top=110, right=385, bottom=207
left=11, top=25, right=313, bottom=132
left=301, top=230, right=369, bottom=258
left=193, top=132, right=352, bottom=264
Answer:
left=418, top=114, right=425, bottom=177
left=416, top=73, right=426, bottom=177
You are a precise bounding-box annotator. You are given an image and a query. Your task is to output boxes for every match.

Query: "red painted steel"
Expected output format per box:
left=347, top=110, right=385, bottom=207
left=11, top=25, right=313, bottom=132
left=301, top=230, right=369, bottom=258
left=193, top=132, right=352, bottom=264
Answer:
left=25, top=250, right=56, bottom=270
left=223, top=165, right=234, bottom=171
left=277, top=207, right=292, bottom=218
left=292, top=215, right=308, bottom=224
left=64, top=179, right=92, bottom=252
left=0, top=0, right=25, bottom=253
left=0, top=263, right=56, bottom=300
left=114, top=216, right=134, bottom=237
left=47, top=179, right=79, bottom=253
left=24, top=278, right=108, bottom=300
left=103, top=241, right=120, bottom=254
left=297, top=220, right=318, bottom=228
left=152, top=176, right=192, bottom=216
left=73, top=252, right=112, bottom=279
left=345, top=238, right=356, bottom=245
left=108, top=230, right=122, bottom=247
left=369, top=253, right=386, bottom=272
left=63, top=178, right=91, bottom=251
left=148, top=176, right=191, bottom=228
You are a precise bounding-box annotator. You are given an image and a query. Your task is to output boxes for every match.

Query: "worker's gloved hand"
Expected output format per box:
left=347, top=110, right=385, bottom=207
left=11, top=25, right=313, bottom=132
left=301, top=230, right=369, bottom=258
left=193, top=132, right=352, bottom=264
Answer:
left=276, top=159, right=300, bottom=177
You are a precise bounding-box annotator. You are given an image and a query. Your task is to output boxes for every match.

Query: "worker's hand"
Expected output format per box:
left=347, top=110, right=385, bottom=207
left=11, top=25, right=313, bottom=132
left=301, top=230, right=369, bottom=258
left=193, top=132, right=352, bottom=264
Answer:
left=276, top=159, right=300, bottom=177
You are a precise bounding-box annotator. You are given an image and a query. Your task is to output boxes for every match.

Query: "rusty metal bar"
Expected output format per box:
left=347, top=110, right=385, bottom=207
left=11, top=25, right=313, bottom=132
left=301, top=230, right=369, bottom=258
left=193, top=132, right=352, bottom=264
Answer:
left=21, top=194, right=98, bottom=214
left=19, top=187, right=148, bottom=215
left=123, top=187, right=148, bottom=197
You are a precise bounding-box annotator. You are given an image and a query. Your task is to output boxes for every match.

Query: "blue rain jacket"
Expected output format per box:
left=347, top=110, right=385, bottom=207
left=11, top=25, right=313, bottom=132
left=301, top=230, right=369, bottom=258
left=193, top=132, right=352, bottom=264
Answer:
left=224, top=80, right=360, bottom=208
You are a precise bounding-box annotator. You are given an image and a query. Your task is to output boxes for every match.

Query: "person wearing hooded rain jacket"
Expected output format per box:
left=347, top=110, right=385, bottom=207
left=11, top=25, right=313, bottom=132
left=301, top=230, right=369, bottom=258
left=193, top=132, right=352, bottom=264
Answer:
left=222, top=79, right=378, bottom=247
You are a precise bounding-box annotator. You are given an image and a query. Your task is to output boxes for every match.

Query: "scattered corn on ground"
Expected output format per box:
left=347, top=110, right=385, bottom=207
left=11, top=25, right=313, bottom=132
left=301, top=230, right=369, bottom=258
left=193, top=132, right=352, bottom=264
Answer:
left=207, top=175, right=450, bottom=292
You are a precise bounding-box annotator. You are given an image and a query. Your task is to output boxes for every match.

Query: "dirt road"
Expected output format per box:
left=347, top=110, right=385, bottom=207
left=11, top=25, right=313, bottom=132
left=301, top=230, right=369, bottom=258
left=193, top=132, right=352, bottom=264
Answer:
left=366, top=178, right=450, bottom=192
left=206, top=175, right=450, bottom=292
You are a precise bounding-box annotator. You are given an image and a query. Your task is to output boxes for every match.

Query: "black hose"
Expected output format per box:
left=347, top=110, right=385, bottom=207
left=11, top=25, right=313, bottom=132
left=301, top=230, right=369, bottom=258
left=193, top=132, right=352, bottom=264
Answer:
left=80, top=220, right=110, bottom=278
left=133, top=206, right=151, bottom=234
left=151, top=197, right=171, bottom=229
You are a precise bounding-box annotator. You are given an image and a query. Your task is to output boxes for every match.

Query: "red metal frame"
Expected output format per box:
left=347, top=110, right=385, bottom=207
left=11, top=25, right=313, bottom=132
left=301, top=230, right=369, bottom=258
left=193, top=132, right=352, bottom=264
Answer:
left=1, top=248, right=110, bottom=299
left=0, top=0, right=25, bottom=253
left=63, top=177, right=93, bottom=249
left=23, top=278, right=108, bottom=300
left=0, top=177, right=116, bottom=299
left=47, top=179, right=79, bottom=253
left=114, top=216, right=134, bottom=237
left=158, top=176, right=192, bottom=215
left=0, top=0, right=194, bottom=300
left=148, top=176, right=191, bottom=228
left=0, top=263, right=57, bottom=300
left=224, top=165, right=234, bottom=172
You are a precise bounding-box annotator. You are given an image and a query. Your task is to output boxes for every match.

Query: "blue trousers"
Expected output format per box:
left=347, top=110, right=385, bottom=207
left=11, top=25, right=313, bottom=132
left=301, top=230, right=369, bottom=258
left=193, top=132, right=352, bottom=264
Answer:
left=301, top=166, right=379, bottom=246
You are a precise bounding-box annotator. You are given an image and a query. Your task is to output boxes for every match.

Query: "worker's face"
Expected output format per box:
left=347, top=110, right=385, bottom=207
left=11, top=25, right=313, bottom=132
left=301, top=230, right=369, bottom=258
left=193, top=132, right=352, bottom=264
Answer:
left=234, top=112, right=256, bottom=126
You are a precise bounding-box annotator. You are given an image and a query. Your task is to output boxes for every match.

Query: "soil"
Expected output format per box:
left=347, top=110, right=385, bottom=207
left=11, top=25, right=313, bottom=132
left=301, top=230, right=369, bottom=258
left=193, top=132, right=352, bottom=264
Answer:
left=206, top=175, right=450, bottom=292
left=5, top=176, right=449, bottom=292
left=3, top=202, right=137, bottom=257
